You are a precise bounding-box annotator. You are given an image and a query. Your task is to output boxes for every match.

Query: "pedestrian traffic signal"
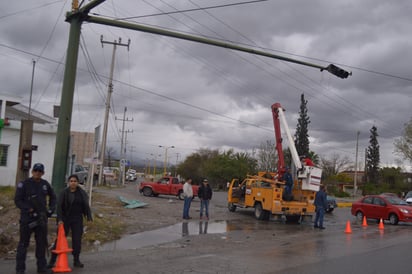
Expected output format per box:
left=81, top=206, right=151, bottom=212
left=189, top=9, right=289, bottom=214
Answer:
left=323, top=64, right=352, bottom=79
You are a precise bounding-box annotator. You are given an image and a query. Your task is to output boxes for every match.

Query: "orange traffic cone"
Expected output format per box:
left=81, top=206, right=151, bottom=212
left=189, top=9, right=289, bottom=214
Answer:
left=52, top=223, right=73, bottom=273
left=344, top=220, right=352, bottom=234
left=362, top=216, right=368, bottom=227
left=378, top=218, right=384, bottom=230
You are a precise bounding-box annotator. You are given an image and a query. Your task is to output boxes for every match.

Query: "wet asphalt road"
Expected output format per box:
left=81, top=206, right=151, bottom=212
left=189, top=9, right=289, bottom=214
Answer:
left=2, top=192, right=412, bottom=274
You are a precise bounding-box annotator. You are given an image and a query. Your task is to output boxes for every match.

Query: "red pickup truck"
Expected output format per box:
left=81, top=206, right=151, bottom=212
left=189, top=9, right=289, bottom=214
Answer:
left=139, top=176, right=199, bottom=200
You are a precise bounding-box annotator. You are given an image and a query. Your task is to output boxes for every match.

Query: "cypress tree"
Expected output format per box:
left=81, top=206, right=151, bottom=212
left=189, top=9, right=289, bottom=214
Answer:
left=366, top=125, right=380, bottom=184
left=294, top=94, right=310, bottom=157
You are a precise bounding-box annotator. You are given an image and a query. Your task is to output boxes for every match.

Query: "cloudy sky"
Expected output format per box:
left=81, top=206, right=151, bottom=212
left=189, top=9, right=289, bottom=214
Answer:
left=1, top=0, right=411, bottom=170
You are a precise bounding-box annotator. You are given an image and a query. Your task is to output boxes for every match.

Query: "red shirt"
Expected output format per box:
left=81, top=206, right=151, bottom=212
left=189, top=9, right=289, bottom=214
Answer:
left=304, top=158, right=314, bottom=166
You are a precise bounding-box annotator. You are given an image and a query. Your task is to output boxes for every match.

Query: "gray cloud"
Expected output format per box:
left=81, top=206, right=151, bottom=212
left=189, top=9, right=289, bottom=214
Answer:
left=1, top=0, right=411, bottom=170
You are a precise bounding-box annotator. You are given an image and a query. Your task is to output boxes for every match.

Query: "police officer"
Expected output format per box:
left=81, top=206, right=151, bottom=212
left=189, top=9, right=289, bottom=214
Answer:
left=15, top=163, right=56, bottom=274
left=48, top=174, right=93, bottom=269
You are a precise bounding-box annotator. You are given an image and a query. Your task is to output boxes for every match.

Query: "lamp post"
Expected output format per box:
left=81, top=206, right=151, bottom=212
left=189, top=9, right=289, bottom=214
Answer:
left=150, top=153, right=161, bottom=179
left=159, top=145, right=175, bottom=176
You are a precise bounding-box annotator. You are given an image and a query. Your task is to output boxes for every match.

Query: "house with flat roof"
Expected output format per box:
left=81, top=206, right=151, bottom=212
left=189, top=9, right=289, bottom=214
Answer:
left=0, top=94, right=57, bottom=186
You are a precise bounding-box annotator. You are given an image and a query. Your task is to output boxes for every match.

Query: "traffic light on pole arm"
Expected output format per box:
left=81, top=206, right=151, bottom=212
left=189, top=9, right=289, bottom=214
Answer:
left=322, top=64, right=352, bottom=79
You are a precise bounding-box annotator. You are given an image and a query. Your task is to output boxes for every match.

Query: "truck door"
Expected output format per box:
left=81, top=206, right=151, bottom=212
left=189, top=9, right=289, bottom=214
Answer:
left=157, top=177, right=170, bottom=194
left=170, top=177, right=180, bottom=194
left=228, top=179, right=240, bottom=203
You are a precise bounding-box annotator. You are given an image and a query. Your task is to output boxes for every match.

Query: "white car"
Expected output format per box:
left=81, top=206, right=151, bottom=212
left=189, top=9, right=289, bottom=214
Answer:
left=126, top=169, right=137, bottom=181
left=405, top=191, right=412, bottom=204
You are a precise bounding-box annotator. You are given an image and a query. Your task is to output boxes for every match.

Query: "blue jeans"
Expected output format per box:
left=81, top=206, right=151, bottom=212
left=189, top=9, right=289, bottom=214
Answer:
left=200, top=199, right=210, bottom=218
left=183, top=197, right=192, bottom=219
left=284, top=184, right=293, bottom=195
left=314, top=207, right=325, bottom=227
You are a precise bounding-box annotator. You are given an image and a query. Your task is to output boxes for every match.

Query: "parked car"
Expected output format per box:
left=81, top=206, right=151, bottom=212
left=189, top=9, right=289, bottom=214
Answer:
left=326, top=196, right=337, bottom=213
left=126, top=169, right=137, bottom=181
left=72, top=164, right=88, bottom=185
left=404, top=191, right=412, bottom=204
left=351, top=194, right=412, bottom=225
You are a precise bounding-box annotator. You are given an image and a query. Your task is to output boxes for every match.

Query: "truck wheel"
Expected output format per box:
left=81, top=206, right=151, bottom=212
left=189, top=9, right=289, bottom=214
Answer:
left=228, top=203, right=237, bottom=212
left=142, top=187, right=153, bottom=197
left=254, top=203, right=269, bottom=220
left=178, top=191, right=184, bottom=200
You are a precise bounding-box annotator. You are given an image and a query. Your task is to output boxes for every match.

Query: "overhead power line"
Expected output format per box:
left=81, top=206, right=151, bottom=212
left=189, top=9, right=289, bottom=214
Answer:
left=106, top=0, right=269, bottom=21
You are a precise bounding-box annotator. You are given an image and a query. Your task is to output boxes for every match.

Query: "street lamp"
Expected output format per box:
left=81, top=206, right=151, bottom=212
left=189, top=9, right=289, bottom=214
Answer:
left=150, top=153, right=161, bottom=178
left=159, top=145, right=175, bottom=175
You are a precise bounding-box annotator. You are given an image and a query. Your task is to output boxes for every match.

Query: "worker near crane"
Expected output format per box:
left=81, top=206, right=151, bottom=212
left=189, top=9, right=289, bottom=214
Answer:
left=282, top=167, right=293, bottom=200
left=300, top=155, right=314, bottom=167
left=314, top=185, right=328, bottom=229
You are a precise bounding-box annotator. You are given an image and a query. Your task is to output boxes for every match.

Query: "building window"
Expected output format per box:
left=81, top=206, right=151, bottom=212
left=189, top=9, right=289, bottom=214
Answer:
left=0, top=144, right=9, bottom=166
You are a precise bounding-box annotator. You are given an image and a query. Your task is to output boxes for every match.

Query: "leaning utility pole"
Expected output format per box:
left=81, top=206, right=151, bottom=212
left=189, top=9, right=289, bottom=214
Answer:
left=97, top=37, right=130, bottom=186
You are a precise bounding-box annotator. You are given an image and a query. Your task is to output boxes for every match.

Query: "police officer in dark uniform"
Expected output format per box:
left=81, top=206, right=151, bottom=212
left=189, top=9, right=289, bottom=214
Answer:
left=14, top=163, right=56, bottom=274
left=48, top=174, right=93, bottom=269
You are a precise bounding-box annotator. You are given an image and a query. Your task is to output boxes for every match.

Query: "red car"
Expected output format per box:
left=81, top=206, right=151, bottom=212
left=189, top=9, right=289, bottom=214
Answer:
left=351, top=195, right=412, bottom=225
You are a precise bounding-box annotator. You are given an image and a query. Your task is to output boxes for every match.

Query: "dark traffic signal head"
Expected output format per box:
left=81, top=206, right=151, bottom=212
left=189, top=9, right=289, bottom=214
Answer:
left=322, top=64, right=352, bottom=79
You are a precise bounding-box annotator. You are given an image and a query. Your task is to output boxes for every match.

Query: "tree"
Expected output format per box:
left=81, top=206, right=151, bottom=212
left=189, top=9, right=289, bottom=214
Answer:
left=380, top=167, right=403, bottom=188
left=294, top=94, right=310, bottom=157
left=177, top=148, right=218, bottom=183
left=255, top=140, right=277, bottom=172
left=319, top=153, right=351, bottom=179
left=177, top=148, right=257, bottom=188
left=366, top=125, right=380, bottom=184
left=394, top=117, right=412, bottom=164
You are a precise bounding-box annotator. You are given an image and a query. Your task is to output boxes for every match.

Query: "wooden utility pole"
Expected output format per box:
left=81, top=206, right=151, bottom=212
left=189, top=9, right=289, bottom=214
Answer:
left=115, top=106, right=133, bottom=185
left=354, top=131, right=360, bottom=197
left=97, top=37, right=130, bottom=186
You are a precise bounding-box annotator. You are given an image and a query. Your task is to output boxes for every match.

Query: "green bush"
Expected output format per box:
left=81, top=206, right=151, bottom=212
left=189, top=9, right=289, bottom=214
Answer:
left=334, top=191, right=351, bottom=198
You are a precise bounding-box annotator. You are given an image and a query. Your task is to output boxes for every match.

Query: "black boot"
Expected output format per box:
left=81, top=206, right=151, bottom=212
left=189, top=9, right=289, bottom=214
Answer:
left=74, top=256, right=84, bottom=268
left=47, top=254, right=57, bottom=269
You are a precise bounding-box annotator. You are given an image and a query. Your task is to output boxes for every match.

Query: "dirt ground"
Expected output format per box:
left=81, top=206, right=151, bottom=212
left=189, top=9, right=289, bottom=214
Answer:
left=0, top=182, right=232, bottom=259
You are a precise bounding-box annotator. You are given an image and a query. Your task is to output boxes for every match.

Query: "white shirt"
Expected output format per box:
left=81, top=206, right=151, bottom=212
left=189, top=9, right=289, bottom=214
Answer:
left=183, top=181, right=193, bottom=198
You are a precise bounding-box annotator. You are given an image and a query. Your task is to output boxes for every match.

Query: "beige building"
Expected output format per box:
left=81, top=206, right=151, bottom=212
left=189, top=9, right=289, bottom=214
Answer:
left=70, top=131, right=95, bottom=166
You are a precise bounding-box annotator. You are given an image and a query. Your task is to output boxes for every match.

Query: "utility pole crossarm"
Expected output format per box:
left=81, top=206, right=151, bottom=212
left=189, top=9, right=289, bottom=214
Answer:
left=86, top=15, right=352, bottom=79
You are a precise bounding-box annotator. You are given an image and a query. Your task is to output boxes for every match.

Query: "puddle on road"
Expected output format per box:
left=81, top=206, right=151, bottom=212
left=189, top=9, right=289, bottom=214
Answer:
left=95, top=221, right=227, bottom=251
left=92, top=219, right=314, bottom=252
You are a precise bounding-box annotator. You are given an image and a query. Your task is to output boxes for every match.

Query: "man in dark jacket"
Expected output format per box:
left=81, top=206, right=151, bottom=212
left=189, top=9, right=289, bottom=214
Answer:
left=15, top=163, right=56, bottom=274
left=198, top=178, right=213, bottom=220
left=314, top=185, right=328, bottom=229
left=48, top=174, right=93, bottom=269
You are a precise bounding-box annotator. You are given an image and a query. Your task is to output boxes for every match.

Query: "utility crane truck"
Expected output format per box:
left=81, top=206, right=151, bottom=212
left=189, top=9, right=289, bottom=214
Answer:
left=227, top=102, right=322, bottom=222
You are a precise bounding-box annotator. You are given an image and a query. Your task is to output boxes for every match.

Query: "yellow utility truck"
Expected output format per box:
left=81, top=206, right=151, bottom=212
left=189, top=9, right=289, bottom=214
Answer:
left=227, top=103, right=322, bottom=222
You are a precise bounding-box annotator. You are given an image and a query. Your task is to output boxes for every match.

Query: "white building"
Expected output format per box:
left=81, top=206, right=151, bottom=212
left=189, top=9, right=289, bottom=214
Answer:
left=0, top=94, right=57, bottom=186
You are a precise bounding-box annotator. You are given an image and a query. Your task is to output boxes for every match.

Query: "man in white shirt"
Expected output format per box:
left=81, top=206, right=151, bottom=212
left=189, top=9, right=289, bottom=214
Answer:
left=182, top=178, right=193, bottom=219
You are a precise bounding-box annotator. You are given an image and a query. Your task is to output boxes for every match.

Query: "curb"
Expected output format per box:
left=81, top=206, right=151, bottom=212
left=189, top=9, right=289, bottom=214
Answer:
left=337, top=202, right=352, bottom=207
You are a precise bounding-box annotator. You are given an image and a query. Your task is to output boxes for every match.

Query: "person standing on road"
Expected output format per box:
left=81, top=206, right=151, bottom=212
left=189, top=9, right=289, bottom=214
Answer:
left=314, top=185, right=328, bottom=229
left=48, top=174, right=93, bottom=269
left=198, top=178, right=213, bottom=220
left=182, top=178, right=193, bottom=219
left=14, top=163, right=56, bottom=274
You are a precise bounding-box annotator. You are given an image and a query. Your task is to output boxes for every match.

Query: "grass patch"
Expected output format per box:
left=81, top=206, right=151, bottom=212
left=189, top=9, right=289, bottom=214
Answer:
left=0, top=186, right=16, bottom=213
left=83, top=192, right=127, bottom=245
